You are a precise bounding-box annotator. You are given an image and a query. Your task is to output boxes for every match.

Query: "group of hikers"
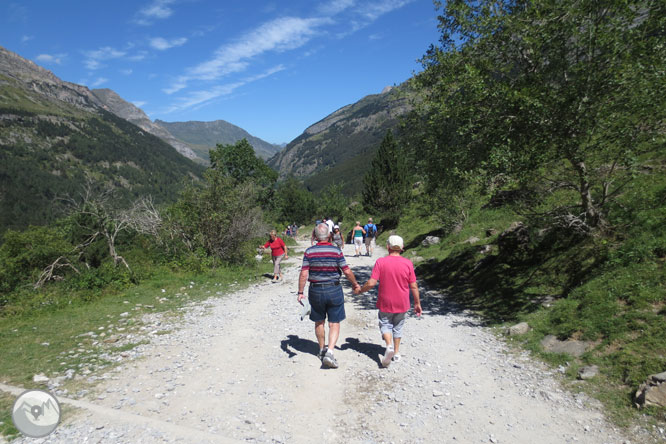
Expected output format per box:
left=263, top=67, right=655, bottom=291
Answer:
left=260, top=217, right=421, bottom=369
left=310, top=217, right=378, bottom=257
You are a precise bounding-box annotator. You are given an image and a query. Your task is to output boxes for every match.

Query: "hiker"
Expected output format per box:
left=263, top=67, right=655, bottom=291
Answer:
left=260, top=229, right=288, bottom=282
left=297, top=223, right=361, bottom=368
left=332, top=225, right=344, bottom=250
left=325, top=217, right=335, bottom=234
left=354, top=235, right=422, bottom=367
left=363, top=218, right=378, bottom=256
left=352, top=221, right=365, bottom=257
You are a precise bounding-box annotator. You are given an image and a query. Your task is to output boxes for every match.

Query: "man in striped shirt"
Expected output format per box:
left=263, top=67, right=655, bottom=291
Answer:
left=297, top=223, right=360, bottom=368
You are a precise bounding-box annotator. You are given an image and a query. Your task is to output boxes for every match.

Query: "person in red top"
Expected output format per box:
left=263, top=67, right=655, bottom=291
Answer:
left=260, top=229, right=288, bottom=282
left=355, top=235, right=421, bottom=367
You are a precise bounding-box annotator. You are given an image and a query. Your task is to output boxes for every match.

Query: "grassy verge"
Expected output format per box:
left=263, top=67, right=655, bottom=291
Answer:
left=389, top=173, right=665, bottom=430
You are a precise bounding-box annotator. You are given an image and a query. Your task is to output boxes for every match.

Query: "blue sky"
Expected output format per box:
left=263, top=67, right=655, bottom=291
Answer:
left=1, top=1, right=440, bottom=144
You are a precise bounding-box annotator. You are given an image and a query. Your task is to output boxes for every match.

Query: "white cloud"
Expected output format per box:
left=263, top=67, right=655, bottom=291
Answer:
left=149, top=37, right=187, bottom=50
left=165, top=17, right=328, bottom=94
left=21, top=35, right=33, bottom=43
left=164, top=65, right=285, bottom=113
left=120, top=69, right=133, bottom=75
left=128, top=51, right=148, bottom=61
left=135, top=0, right=177, bottom=25
left=358, top=0, right=414, bottom=21
left=317, top=0, right=356, bottom=16
left=132, top=101, right=147, bottom=108
left=91, top=77, right=108, bottom=87
left=83, top=46, right=126, bottom=70
left=35, top=53, right=66, bottom=65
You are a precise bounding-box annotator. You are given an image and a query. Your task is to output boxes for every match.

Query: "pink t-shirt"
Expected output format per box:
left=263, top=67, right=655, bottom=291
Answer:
left=370, top=255, right=416, bottom=313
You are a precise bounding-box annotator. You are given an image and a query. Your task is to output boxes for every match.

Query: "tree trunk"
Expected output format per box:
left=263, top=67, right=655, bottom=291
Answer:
left=106, top=230, right=131, bottom=271
left=574, top=161, right=601, bottom=227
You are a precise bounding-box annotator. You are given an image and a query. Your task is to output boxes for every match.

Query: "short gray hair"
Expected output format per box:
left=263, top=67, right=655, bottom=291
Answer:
left=314, top=223, right=329, bottom=241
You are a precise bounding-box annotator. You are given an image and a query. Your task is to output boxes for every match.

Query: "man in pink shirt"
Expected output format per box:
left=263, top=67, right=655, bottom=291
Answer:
left=355, top=235, right=422, bottom=367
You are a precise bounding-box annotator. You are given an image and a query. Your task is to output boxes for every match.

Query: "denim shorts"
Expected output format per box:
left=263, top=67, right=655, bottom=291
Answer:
left=378, top=311, right=407, bottom=338
left=308, top=284, right=346, bottom=323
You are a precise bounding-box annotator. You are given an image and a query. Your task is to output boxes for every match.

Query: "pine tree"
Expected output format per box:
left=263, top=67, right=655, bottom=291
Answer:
left=362, top=130, right=410, bottom=226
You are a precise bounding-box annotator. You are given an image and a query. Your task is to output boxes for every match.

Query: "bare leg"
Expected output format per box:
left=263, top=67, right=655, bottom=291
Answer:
left=393, top=337, right=402, bottom=355
left=314, top=321, right=326, bottom=350
left=327, top=322, right=340, bottom=350
left=382, top=332, right=393, bottom=348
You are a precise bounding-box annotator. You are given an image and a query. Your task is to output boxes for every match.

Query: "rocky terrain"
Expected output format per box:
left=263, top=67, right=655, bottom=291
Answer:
left=91, top=88, right=199, bottom=161
left=267, top=84, right=415, bottom=194
left=4, top=240, right=661, bottom=443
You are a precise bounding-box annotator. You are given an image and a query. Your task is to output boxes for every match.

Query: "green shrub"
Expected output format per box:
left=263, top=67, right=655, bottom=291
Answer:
left=0, top=226, right=72, bottom=294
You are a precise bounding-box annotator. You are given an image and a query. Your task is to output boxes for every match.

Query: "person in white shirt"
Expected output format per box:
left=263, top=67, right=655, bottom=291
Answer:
left=325, top=217, right=335, bottom=233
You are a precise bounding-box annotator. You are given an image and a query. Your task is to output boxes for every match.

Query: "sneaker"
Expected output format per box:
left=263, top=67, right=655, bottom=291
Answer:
left=322, top=350, right=338, bottom=368
left=318, top=348, right=327, bottom=362
left=381, top=346, right=395, bottom=367
left=392, top=354, right=401, bottom=363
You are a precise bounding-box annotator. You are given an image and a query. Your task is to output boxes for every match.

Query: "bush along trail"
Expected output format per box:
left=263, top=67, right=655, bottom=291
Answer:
left=2, top=240, right=650, bottom=443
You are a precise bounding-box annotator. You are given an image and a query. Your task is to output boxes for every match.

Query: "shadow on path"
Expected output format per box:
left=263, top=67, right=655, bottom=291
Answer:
left=340, top=337, right=384, bottom=368
left=280, top=334, right=319, bottom=358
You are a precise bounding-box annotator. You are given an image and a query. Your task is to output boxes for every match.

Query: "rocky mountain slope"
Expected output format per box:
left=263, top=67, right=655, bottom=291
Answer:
left=0, top=45, right=203, bottom=233
left=156, top=119, right=282, bottom=161
left=90, top=91, right=281, bottom=163
left=91, top=88, right=199, bottom=162
left=267, top=84, right=415, bottom=194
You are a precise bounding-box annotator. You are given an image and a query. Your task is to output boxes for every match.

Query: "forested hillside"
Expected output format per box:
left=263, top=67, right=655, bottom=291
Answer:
left=0, top=47, right=203, bottom=233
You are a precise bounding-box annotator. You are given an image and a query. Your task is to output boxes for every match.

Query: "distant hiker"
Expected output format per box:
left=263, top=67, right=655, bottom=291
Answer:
left=363, top=217, right=378, bottom=256
left=260, top=230, right=288, bottom=282
left=354, top=235, right=421, bottom=367
left=325, top=217, right=335, bottom=234
left=352, top=221, right=366, bottom=257
left=297, top=223, right=361, bottom=368
left=332, top=225, right=344, bottom=250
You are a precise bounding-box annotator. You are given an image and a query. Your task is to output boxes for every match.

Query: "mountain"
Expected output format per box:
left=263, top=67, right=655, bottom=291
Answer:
left=267, top=83, right=415, bottom=195
left=0, top=45, right=203, bottom=233
left=156, top=119, right=282, bottom=161
left=91, top=88, right=200, bottom=162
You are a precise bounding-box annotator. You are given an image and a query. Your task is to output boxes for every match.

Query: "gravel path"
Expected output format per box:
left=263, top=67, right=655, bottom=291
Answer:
left=9, top=240, right=640, bottom=443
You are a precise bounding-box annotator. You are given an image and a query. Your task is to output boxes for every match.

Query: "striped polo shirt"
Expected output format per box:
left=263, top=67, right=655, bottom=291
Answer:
left=301, top=242, right=349, bottom=283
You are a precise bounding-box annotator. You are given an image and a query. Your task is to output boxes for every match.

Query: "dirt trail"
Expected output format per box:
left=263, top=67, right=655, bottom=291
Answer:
left=8, top=240, right=638, bottom=443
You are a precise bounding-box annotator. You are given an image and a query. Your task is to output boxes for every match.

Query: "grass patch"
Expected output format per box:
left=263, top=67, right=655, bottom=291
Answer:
left=0, top=391, right=19, bottom=440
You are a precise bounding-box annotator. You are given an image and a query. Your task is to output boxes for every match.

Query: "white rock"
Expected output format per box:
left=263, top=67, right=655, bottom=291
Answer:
left=33, top=374, right=49, bottom=383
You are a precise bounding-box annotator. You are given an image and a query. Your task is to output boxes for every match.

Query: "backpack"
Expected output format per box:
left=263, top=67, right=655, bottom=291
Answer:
left=364, top=223, right=377, bottom=238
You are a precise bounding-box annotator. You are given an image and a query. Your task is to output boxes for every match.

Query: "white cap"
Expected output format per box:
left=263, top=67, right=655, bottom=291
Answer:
left=387, top=235, right=404, bottom=251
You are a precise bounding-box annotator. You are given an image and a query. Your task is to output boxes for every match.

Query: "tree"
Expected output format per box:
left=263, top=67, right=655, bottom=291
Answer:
left=317, top=183, right=349, bottom=224
left=273, top=175, right=316, bottom=225
left=362, top=130, right=411, bottom=224
left=413, top=0, right=664, bottom=230
left=166, top=168, right=266, bottom=263
left=209, top=139, right=277, bottom=190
